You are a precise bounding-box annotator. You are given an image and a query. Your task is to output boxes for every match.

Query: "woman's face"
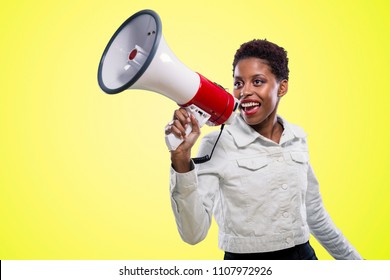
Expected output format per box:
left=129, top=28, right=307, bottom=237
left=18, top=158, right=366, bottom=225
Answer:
left=233, top=57, right=287, bottom=129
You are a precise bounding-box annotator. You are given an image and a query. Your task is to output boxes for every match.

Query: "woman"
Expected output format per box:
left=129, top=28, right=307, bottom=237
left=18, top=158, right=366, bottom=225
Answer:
left=166, top=39, right=362, bottom=260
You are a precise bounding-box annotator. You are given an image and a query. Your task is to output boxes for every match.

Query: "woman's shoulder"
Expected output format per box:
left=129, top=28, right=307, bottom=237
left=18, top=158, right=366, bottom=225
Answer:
left=279, top=116, right=307, bottom=139
left=200, top=128, right=229, bottom=150
left=289, top=123, right=307, bottom=138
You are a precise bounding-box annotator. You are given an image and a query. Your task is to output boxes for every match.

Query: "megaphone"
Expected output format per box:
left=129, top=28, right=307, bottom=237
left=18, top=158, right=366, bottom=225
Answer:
left=97, top=9, right=238, bottom=151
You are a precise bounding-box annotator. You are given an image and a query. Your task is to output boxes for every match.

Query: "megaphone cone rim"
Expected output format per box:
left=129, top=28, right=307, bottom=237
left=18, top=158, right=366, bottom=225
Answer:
left=97, top=9, right=162, bottom=94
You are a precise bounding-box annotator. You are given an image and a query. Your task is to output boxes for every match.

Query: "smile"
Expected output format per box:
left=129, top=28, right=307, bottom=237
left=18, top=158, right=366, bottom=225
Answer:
left=240, top=101, right=261, bottom=116
left=241, top=102, right=260, bottom=109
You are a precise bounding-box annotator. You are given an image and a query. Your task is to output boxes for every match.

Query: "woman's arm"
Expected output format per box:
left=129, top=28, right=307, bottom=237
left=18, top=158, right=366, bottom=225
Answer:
left=305, top=164, right=362, bottom=259
left=166, top=110, right=220, bottom=244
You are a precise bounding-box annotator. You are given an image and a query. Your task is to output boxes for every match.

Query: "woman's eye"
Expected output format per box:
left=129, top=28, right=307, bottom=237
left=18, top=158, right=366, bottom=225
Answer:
left=254, top=79, right=264, bottom=86
left=234, top=81, right=243, bottom=89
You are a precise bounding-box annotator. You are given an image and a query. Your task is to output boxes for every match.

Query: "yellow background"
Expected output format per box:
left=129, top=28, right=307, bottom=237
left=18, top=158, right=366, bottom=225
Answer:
left=1, top=0, right=389, bottom=260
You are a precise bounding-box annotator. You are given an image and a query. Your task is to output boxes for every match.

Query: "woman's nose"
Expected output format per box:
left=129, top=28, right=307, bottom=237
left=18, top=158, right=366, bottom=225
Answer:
left=240, top=87, right=253, bottom=98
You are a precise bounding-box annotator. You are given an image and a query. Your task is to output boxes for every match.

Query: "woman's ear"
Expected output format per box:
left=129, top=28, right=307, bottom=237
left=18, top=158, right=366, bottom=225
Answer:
left=278, top=79, right=288, bottom=97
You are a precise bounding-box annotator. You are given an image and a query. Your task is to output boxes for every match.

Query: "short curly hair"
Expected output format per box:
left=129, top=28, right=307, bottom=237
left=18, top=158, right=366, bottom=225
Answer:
left=232, top=39, right=289, bottom=81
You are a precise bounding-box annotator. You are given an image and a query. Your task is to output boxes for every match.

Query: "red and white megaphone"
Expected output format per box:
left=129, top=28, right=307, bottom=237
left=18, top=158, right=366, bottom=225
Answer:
left=97, top=9, right=238, bottom=151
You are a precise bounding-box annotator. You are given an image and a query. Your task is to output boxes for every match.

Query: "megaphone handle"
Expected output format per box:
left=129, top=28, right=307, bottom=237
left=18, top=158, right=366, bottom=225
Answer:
left=165, top=105, right=211, bottom=151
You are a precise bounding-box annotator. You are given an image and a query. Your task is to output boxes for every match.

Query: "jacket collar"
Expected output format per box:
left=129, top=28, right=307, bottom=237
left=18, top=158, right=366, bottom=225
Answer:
left=226, top=114, right=306, bottom=148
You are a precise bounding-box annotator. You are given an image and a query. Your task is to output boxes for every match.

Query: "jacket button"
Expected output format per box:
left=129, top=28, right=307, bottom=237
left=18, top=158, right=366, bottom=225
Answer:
left=282, top=183, right=288, bottom=190
left=282, top=212, right=289, bottom=218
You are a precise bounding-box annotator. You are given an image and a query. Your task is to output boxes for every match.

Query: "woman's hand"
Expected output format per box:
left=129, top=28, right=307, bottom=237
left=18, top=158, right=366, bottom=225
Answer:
left=165, top=108, right=201, bottom=172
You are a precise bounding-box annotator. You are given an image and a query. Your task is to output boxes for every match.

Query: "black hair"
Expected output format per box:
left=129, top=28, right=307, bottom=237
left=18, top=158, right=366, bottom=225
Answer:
left=233, top=39, right=289, bottom=81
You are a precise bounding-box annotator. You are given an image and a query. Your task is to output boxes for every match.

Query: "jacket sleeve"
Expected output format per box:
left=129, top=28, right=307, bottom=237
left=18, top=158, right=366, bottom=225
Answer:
left=169, top=136, right=221, bottom=245
left=305, top=164, right=362, bottom=259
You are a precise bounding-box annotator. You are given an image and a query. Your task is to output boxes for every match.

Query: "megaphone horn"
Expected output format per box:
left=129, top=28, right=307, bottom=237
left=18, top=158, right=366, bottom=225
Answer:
left=97, top=9, right=238, bottom=151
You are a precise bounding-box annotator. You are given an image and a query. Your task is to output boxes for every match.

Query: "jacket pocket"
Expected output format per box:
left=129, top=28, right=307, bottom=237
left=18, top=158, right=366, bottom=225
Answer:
left=290, top=151, right=309, bottom=164
left=236, top=157, right=270, bottom=171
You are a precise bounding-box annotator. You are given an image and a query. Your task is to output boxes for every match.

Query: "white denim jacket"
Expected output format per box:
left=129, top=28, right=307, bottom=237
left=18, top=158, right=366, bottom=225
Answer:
left=170, top=114, right=362, bottom=259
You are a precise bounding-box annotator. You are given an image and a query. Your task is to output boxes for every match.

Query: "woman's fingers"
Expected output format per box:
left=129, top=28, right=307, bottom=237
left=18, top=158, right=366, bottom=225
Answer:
left=173, top=108, right=191, bottom=125
left=165, top=108, right=191, bottom=138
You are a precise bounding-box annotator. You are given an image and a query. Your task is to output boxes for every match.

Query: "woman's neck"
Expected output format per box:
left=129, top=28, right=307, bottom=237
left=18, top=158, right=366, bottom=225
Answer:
left=251, top=113, right=283, bottom=144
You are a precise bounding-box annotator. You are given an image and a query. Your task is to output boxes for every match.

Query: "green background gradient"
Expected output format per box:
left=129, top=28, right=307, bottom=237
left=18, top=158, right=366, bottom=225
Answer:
left=1, top=0, right=389, bottom=259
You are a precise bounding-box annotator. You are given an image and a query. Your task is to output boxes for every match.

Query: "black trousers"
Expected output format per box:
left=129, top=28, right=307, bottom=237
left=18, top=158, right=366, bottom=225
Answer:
left=224, top=241, right=318, bottom=260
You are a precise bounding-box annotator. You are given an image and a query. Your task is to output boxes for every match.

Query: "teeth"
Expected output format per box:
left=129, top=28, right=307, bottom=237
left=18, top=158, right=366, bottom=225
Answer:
left=241, top=102, right=260, bottom=108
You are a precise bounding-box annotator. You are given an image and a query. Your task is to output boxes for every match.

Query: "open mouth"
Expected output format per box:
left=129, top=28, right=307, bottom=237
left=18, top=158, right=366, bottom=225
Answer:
left=240, top=101, right=261, bottom=114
